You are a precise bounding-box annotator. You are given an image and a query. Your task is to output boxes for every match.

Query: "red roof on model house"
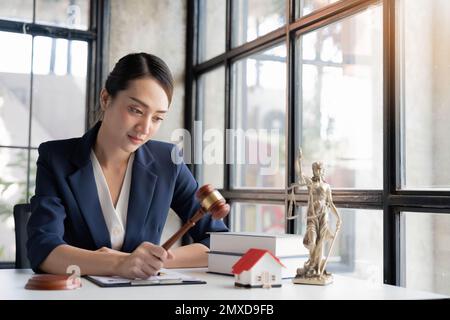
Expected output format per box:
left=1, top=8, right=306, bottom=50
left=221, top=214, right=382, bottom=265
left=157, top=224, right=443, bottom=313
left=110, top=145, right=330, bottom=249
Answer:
left=232, top=248, right=285, bottom=275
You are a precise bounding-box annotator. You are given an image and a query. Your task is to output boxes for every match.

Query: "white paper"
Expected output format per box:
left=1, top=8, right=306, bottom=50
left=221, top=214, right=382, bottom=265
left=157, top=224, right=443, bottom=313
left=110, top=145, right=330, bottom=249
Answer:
left=88, top=268, right=203, bottom=285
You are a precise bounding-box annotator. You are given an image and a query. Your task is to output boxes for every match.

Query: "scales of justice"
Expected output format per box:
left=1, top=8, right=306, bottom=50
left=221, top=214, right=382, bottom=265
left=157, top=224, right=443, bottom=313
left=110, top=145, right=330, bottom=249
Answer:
left=286, top=148, right=342, bottom=285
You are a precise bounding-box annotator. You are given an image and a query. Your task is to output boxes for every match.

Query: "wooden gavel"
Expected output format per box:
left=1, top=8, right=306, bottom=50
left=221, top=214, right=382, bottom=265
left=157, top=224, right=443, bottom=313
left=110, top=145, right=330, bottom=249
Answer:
left=162, top=184, right=230, bottom=250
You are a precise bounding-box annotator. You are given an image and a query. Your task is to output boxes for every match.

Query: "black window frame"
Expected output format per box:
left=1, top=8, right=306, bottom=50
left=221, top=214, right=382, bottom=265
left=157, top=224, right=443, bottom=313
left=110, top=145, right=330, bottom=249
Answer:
left=186, top=0, right=450, bottom=287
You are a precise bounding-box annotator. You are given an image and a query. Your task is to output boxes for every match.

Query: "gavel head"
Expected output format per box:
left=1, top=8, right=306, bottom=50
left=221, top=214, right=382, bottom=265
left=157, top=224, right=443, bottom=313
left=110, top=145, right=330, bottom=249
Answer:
left=196, top=184, right=230, bottom=220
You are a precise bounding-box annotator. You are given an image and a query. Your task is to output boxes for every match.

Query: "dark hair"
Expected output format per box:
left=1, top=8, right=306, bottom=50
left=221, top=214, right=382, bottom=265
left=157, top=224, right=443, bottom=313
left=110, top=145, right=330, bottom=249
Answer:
left=105, top=52, right=174, bottom=104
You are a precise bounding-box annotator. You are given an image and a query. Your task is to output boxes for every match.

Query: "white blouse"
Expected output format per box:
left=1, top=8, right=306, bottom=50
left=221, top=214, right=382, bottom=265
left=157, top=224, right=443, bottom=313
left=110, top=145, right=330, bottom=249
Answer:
left=90, top=150, right=135, bottom=250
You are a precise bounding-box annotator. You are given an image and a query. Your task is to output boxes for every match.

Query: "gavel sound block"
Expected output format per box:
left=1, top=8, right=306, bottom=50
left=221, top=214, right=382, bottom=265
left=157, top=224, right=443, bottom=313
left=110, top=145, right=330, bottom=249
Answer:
left=25, top=274, right=81, bottom=290
left=162, top=184, right=230, bottom=250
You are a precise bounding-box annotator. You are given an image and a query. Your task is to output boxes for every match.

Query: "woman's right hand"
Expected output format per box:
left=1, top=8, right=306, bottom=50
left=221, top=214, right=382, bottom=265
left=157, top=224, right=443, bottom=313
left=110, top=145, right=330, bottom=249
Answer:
left=114, top=242, right=174, bottom=279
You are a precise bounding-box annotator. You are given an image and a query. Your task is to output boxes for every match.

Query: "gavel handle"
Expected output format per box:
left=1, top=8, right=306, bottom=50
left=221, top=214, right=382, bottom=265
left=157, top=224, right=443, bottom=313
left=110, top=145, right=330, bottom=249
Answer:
left=162, top=207, right=207, bottom=250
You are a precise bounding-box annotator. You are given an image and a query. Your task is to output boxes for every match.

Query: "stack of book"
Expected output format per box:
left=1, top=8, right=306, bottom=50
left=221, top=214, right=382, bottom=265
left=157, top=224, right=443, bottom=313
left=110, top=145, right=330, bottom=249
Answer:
left=207, top=232, right=308, bottom=279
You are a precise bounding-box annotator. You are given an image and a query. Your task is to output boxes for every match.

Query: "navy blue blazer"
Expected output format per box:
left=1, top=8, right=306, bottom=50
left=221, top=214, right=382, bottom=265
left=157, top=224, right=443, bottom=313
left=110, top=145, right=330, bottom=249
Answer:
left=27, top=121, right=228, bottom=272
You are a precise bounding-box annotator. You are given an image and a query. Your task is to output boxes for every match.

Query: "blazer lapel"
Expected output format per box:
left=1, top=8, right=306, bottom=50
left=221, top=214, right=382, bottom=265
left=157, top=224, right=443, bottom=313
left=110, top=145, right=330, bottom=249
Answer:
left=121, top=145, right=158, bottom=252
left=67, top=122, right=111, bottom=249
left=68, top=165, right=111, bottom=249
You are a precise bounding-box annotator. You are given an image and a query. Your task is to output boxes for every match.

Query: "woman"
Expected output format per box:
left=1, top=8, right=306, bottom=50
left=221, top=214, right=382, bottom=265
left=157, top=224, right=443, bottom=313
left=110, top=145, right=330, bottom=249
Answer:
left=27, top=52, right=228, bottom=279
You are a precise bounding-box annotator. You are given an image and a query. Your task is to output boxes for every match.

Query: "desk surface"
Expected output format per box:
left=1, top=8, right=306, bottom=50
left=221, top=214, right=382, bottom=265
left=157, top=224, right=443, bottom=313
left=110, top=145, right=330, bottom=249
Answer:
left=0, top=268, right=447, bottom=300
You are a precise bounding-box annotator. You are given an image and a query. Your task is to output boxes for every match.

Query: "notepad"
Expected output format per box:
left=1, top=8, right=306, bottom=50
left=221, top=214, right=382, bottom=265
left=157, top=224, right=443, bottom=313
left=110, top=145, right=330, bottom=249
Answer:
left=86, top=269, right=206, bottom=287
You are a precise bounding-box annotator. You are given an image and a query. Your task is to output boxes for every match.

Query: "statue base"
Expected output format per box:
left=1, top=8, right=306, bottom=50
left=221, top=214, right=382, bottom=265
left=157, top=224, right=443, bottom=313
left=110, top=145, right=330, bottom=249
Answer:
left=292, top=267, right=333, bottom=286
left=292, top=274, right=333, bottom=286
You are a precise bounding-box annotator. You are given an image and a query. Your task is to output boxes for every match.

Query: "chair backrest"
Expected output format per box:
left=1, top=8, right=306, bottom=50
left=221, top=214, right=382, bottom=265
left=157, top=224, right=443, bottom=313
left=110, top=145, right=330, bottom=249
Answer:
left=13, top=203, right=31, bottom=269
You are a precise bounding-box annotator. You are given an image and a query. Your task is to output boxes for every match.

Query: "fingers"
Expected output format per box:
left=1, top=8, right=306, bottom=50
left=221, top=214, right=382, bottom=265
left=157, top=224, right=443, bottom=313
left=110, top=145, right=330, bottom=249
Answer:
left=166, top=249, right=175, bottom=260
left=127, top=257, right=160, bottom=279
left=117, top=242, right=172, bottom=279
left=140, top=262, right=159, bottom=277
left=140, top=242, right=170, bottom=262
left=133, top=242, right=173, bottom=275
left=142, top=254, right=164, bottom=272
left=132, top=267, right=149, bottom=280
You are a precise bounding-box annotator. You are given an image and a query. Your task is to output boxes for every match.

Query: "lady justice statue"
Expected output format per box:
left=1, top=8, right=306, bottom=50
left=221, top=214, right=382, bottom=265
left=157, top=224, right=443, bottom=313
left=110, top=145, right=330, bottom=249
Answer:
left=289, top=148, right=342, bottom=285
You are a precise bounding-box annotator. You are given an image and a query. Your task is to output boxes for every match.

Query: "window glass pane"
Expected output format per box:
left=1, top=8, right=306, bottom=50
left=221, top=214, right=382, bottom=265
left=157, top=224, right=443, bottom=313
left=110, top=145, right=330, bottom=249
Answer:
left=31, top=37, right=87, bottom=147
left=0, top=147, right=28, bottom=262
left=231, top=44, right=286, bottom=189
left=198, top=0, right=226, bottom=62
left=403, top=212, right=450, bottom=295
left=35, top=0, right=90, bottom=30
left=398, top=0, right=450, bottom=190
left=0, top=0, right=33, bottom=22
left=231, top=202, right=285, bottom=234
left=232, top=0, right=286, bottom=47
left=296, top=0, right=340, bottom=18
left=295, top=5, right=382, bottom=189
left=198, top=67, right=225, bottom=188
left=294, top=207, right=383, bottom=282
left=0, top=31, right=32, bottom=147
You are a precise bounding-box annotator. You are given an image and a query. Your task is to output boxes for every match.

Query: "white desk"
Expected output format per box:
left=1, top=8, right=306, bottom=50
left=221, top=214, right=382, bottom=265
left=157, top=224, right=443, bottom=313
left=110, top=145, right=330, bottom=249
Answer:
left=0, top=268, right=447, bottom=300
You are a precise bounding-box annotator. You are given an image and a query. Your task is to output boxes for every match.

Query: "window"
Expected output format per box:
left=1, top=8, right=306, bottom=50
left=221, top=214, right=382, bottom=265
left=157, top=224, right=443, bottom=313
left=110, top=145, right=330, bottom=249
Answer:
left=198, top=0, right=226, bottom=62
left=402, top=211, right=450, bottom=296
left=295, top=6, right=382, bottom=189
left=398, top=0, right=450, bottom=190
left=35, top=0, right=90, bottom=30
left=0, top=0, right=105, bottom=266
left=231, top=44, right=286, bottom=189
left=294, top=207, right=383, bottom=282
left=31, top=36, right=88, bottom=147
left=232, top=0, right=286, bottom=47
left=0, top=32, right=32, bottom=148
left=188, top=0, right=450, bottom=293
left=231, top=202, right=285, bottom=233
left=197, top=67, right=225, bottom=188
left=296, top=0, right=341, bottom=18
left=396, top=0, right=450, bottom=296
left=0, top=1, right=34, bottom=22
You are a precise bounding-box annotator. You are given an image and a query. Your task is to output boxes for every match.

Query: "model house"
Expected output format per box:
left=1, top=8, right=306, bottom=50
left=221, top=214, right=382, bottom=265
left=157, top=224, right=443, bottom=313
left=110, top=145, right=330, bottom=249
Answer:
left=232, top=248, right=285, bottom=288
